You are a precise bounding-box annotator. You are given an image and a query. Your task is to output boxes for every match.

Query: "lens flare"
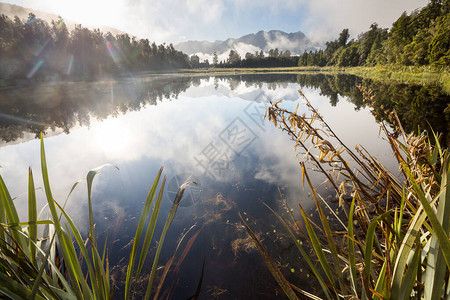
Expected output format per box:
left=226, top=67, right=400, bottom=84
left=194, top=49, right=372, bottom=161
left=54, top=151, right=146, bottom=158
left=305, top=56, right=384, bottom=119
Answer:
left=106, top=41, right=120, bottom=63
left=65, top=55, right=74, bottom=75
left=26, top=60, right=43, bottom=79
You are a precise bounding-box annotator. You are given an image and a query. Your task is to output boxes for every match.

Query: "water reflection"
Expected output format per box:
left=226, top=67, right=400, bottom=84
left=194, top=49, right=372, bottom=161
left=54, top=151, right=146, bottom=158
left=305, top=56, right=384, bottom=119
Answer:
left=0, top=73, right=447, bottom=298
left=1, top=73, right=447, bottom=146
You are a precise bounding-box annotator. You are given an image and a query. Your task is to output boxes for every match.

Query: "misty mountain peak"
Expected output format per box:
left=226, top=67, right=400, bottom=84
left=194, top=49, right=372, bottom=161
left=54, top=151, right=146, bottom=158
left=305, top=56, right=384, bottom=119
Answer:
left=175, top=30, right=317, bottom=57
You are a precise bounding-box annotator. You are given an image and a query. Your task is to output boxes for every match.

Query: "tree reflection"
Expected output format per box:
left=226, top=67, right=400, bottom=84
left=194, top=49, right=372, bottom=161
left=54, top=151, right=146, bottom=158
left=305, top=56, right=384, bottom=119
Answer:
left=0, top=74, right=448, bottom=145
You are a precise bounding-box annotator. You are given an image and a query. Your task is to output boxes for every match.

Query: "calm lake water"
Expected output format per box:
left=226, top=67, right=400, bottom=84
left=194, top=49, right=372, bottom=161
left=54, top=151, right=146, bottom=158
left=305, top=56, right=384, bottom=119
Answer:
left=0, top=73, right=448, bottom=298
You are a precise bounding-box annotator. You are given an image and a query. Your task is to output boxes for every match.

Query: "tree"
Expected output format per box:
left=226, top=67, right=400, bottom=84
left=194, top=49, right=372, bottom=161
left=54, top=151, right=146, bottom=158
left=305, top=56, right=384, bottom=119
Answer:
left=338, top=29, right=349, bottom=47
left=427, top=15, right=450, bottom=66
left=227, top=50, right=241, bottom=65
left=212, top=52, right=218, bottom=66
left=280, top=49, right=291, bottom=58
left=268, top=48, right=279, bottom=57
left=337, top=43, right=360, bottom=66
left=51, top=16, right=69, bottom=50
left=274, top=48, right=279, bottom=57
left=245, top=52, right=255, bottom=59
left=190, top=54, right=200, bottom=68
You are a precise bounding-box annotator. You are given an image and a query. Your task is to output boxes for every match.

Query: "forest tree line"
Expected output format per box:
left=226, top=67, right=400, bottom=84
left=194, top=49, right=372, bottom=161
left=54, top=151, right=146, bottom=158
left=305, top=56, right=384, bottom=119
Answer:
left=298, top=0, right=449, bottom=67
left=0, top=13, right=191, bottom=82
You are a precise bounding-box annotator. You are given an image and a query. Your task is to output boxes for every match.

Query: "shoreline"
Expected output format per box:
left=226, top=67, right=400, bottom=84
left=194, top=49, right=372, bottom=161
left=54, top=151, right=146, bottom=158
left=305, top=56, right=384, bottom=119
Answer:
left=180, top=65, right=450, bottom=93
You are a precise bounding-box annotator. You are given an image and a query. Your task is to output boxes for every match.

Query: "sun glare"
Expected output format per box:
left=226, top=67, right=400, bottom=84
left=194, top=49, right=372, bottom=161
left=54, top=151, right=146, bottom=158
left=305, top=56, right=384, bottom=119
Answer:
left=48, top=0, right=124, bottom=29
left=92, top=118, right=131, bottom=156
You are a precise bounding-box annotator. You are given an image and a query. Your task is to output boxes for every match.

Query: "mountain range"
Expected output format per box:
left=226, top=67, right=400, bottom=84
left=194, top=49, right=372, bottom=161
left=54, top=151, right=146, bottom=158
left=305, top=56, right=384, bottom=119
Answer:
left=174, top=30, right=320, bottom=60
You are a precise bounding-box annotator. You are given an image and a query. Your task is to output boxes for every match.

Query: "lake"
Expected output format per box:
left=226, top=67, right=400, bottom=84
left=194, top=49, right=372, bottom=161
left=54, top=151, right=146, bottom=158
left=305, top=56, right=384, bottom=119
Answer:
left=0, top=73, right=448, bottom=298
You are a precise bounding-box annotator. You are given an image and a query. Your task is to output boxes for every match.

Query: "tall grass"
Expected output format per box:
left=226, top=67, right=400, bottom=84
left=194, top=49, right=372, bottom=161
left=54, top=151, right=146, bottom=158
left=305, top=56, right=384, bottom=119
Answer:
left=0, top=134, right=193, bottom=299
left=242, top=90, right=449, bottom=299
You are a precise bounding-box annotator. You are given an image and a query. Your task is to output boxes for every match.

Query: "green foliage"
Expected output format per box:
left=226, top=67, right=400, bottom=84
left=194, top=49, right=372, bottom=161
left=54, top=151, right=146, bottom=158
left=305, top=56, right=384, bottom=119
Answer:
left=0, top=134, right=192, bottom=299
left=337, top=43, right=360, bottom=67
left=428, top=14, right=450, bottom=67
left=299, top=1, right=449, bottom=68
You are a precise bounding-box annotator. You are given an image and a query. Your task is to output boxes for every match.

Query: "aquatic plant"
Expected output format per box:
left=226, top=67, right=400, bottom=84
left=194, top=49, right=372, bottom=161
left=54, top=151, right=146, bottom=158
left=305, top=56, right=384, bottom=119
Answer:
left=242, top=90, right=449, bottom=299
left=0, top=134, right=193, bottom=299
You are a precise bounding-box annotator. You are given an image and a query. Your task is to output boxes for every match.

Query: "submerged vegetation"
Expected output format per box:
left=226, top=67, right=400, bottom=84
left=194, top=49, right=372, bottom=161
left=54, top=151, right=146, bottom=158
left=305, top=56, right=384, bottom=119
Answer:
left=0, top=134, right=195, bottom=299
left=242, top=91, right=449, bottom=298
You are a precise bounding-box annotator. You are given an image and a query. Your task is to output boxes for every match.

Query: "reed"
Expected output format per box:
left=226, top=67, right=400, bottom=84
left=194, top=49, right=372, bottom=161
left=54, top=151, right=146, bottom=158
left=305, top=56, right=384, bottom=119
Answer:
left=242, top=90, right=449, bottom=299
left=0, top=134, right=193, bottom=299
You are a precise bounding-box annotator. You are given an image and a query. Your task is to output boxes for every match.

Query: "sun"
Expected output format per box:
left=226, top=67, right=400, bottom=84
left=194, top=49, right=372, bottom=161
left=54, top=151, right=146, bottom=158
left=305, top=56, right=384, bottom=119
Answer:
left=92, top=118, right=131, bottom=156
left=47, top=0, right=125, bottom=30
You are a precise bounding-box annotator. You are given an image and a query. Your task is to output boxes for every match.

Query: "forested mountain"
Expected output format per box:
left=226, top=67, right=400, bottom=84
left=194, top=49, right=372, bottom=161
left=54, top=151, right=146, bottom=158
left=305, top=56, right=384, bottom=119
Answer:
left=0, top=13, right=191, bottom=83
left=298, top=0, right=449, bottom=67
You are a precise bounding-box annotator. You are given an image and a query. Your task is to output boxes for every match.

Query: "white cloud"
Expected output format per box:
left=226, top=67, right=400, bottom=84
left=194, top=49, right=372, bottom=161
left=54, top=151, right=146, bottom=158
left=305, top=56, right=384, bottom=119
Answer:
left=303, top=0, right=428, bottom=43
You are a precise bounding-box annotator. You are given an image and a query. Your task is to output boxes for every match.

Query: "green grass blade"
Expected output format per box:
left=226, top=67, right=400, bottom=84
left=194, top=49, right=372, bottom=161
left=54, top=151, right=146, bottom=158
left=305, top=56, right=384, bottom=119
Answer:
left=299, top=203, right=337, bottom=292
left=398, top=234, right=421, bottom=300
left=391, top=204, right=427, bottom=297
left=144, top=181, right=194, bottom=300
left=39, top=133, right=86, bottom=299
left=303, top=168, right=347, bottom=295
left=373, top=260, right=387, bottom=300
left=28, top=168, right=37, bottom=265
left=262, top=202, right=332, bottom=299
left=364, top=210, right=392, bottom=287
left=402, top=161, right=450, bottom=270
left=53, top=200, right=99, bottom=299
left=424, top=160, right=450, bottom=299
left=135, top=177, right=166, bottom=280
left=239, top=212, right=298, bottom=300
left=348, top=197, right=358, bottom=295
left=0, top=272, right=47, bottom=300
left=86, top=164, right=118, bottom=249
left=86, top=163, right=119, bottom=298
left=397, top=188, right=406, bottom=241
left=0, top=174, right=26, bottom=251
left=24, top=231, right=74, bottom=297
left=63, top=227, right=93, bottom=299
left=124, top=167, right=163, bottom=300
left=89, top=234, right=110, bottom=300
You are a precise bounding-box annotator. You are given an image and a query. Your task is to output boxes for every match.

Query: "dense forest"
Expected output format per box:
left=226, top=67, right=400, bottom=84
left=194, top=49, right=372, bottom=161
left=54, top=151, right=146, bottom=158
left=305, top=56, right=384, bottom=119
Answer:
left=220, top=0, right=449, bottom=68
left=0, top=13, right=191, bottom=83
left=301, top=0, right=449, bottom=67
left=1, top=0, right=448, bottom=81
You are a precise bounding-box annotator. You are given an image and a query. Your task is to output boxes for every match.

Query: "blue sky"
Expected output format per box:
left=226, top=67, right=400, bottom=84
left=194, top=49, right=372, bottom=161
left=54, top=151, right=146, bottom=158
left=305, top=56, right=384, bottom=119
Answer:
left=2, top=0, right=428, bottom=44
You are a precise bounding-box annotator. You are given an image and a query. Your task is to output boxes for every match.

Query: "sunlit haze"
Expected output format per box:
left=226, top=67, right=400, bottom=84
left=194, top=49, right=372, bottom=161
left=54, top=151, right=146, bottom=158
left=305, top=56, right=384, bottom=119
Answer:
left=2, top=0, right=428, bottom=44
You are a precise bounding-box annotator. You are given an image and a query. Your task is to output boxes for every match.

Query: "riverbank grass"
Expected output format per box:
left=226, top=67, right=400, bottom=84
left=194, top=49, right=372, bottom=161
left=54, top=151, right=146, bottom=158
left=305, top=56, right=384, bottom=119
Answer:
left=243, top=91, right=449, bottom=299
left=0, top=134, right=192, bottom=299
